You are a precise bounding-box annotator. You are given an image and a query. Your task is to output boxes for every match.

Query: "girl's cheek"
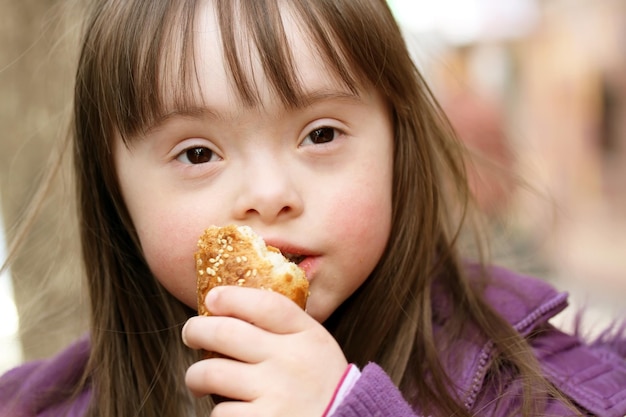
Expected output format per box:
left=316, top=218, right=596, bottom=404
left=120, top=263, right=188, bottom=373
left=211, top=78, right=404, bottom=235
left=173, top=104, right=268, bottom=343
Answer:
left=137, top=214, right=206, bottom=309
left=326, top=175, right=392, bottom=241
left=149, top=250, right=199, bottom=308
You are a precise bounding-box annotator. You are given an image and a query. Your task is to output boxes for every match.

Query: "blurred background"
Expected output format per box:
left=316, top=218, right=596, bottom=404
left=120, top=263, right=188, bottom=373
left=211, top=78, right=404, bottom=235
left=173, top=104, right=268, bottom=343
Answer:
left=1, top=0, right=625, bottom=373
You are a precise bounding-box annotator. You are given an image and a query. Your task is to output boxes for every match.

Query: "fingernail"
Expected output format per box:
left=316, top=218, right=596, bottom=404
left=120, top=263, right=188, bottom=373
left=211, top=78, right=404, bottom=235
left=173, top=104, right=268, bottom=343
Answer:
left=205, top=286, right=223, bottom=309
left=181, top=320, right=190, bottom=346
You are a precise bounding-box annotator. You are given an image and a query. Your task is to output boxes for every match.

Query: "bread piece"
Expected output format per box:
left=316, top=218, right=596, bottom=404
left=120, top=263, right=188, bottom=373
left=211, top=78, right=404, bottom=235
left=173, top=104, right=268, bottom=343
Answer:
left=195, top=225, right=309, bottom=358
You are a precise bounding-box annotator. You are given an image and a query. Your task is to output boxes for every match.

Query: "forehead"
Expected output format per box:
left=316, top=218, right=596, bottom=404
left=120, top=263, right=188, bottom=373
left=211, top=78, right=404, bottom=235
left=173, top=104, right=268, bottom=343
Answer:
left=191, top=1, right=346, bottom=110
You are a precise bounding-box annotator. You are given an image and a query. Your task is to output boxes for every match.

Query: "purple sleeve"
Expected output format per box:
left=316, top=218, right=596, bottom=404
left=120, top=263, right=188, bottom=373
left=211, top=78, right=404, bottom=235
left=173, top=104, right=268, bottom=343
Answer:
left=0, top=337, right=91, bottom=417
left=331, top=363, right=419, bottom=417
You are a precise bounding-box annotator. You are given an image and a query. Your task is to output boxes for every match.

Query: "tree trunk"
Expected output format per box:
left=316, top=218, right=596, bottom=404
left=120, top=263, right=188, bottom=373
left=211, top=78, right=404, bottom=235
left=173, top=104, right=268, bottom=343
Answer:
left=0, top=0, right=87, bottom=361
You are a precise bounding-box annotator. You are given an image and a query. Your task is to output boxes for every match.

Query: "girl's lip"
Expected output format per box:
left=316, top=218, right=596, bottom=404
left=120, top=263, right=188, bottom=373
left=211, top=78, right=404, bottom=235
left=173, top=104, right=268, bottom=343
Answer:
left=265, top=240, right=312, bottom=259
left=264, top=239, right=318, bottom=280
left=293, top=255, right=317, bottom=280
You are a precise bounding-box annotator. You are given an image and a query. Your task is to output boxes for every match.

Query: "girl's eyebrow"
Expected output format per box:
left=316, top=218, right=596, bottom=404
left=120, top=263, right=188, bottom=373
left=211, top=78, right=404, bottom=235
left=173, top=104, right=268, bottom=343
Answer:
left=298, top=89, right=363, bottom=106
left=140, top=107, right=219, bottom=137
left=146, top=89, right=362, bottom=134
left=146, top=107, right=218, bottom=133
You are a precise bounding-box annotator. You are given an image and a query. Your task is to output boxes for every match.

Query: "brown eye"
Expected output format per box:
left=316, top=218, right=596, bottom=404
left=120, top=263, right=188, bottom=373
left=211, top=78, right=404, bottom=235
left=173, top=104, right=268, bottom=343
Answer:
left=177, top=147, right=217, bottom=164
left=306, top=127, right=337, bottom=145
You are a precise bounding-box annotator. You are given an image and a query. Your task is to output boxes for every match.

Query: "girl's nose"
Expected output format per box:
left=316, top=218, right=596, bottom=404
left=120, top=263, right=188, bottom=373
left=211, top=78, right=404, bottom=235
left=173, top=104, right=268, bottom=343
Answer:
left=232, top=159, right=304, bottom=224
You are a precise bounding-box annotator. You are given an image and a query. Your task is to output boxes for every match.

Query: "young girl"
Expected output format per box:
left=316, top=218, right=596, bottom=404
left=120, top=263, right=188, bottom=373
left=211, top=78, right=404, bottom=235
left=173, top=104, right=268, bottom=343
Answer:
left=1, top=0, right=625, bottom=416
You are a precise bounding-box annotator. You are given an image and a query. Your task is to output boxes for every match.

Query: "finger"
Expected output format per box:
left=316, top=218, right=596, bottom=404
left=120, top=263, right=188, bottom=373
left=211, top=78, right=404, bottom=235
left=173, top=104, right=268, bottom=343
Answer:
left=185, top=357, right=260, bottom=401
left=182, top=316, right=269, bottom=363
left=205, top=286, right=313, bottom=334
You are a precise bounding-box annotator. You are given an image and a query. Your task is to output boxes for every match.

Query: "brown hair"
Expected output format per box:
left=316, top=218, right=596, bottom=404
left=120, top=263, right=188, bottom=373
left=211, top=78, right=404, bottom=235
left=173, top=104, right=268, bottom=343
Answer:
left=73, top=0, right=570, bottom=416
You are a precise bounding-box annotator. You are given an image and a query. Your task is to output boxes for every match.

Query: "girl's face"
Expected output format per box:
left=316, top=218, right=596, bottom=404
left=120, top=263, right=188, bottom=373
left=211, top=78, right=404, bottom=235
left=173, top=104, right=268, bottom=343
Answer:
left=114, top=3, right=393, bottom=323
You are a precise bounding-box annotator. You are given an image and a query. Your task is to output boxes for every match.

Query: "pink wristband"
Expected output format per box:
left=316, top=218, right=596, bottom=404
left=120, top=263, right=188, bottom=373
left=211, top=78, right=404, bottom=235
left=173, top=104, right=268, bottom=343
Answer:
left=322, top=364, right=361, bottom=417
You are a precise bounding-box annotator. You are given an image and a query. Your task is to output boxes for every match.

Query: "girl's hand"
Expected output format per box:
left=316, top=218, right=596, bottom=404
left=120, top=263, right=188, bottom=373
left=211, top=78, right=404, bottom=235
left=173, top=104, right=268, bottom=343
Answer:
left=182, top=286, right=349, bottom=417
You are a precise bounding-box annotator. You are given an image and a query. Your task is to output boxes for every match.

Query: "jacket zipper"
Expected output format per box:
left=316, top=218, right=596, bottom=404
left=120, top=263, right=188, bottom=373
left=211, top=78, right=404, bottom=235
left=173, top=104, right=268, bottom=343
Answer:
left=463, top=292, right=569, bottom=410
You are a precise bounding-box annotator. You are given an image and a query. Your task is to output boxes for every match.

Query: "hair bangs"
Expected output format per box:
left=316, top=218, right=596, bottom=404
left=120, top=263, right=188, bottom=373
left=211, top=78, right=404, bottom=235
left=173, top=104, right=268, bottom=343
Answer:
left=85, top=1, right=203, bottom=143
left=213, top=0, right=376, bottom=109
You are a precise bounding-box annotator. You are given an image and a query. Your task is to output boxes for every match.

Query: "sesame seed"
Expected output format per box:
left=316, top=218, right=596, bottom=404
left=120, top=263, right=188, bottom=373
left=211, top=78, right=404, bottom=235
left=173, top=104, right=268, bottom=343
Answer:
left=237, top=279, right=245, bottom=285
left=245, top=270, right=251, bottom=277
left=227, top=245, right=233, bottom=251
left=217, top=277, right=222, bottom=283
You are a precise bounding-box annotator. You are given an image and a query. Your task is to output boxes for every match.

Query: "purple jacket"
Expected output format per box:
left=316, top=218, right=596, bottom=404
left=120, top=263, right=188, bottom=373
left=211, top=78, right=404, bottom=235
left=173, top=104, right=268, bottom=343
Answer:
left=1, top=268, right=625, bottom=416
left=335, top=268, right=626, bottom=417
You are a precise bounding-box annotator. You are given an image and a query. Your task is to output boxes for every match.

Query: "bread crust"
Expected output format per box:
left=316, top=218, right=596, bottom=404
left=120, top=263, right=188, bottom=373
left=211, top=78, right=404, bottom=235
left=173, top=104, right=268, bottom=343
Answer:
left=195, top=225, right=308, bottom=314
